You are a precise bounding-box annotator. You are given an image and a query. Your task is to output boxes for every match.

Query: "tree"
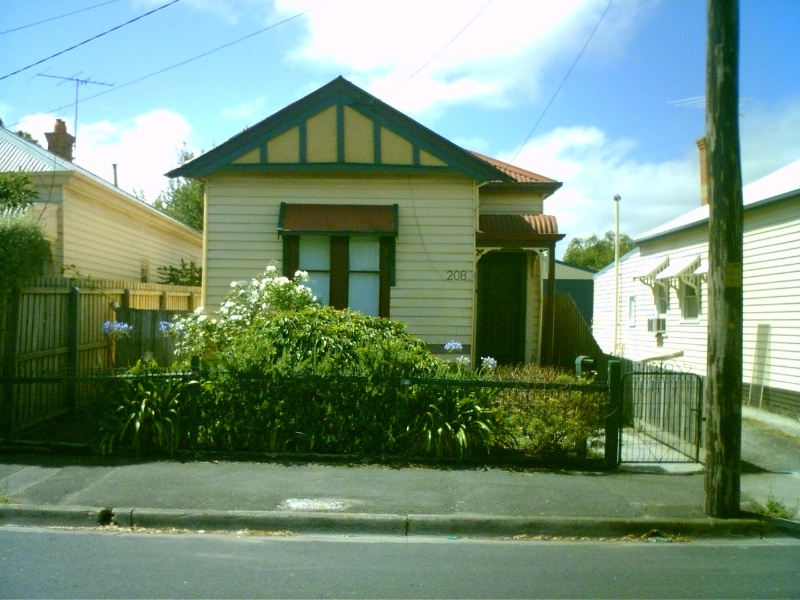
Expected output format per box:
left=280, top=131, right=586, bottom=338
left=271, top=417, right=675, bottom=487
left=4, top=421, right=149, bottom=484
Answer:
left=0, top=212, right=52, bottom=292
left=154, top=146, right=204, bottom=231
left=704, top=0, right=743, bottom=519
left=562, top=231, right=635, bottom=271
left=0, top=171, right=39, bottom=211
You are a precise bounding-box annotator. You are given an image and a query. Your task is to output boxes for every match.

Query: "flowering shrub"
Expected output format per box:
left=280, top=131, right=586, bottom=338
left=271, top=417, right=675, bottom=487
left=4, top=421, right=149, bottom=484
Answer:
left=101, top=320, right=133, bottom=339
left=169, top=266, right=318, bottom=362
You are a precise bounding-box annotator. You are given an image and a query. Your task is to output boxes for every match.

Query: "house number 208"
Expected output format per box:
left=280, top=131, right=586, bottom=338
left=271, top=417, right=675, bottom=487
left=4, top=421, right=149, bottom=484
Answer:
left=447, top=270, right=469, bottom=281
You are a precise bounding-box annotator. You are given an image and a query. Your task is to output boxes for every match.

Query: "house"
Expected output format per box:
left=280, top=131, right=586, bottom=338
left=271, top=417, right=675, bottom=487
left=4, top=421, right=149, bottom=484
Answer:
left=0, top=121, right=202, bottom=282
left=593, top=144, right=800, bottom=417
left=168, top=76, right=565, bottom=365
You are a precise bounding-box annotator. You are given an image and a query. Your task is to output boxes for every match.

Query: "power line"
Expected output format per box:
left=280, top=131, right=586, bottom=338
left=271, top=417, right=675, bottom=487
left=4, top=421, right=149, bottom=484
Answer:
left=511, top=0, right=613, bottom=161
left=0, top=0, right=122, bottom=36
left=10, top=7, right=316, bottom=128
left=403, top=0, right=494, bottom=83
left=0, top=0, right=180, bottom=82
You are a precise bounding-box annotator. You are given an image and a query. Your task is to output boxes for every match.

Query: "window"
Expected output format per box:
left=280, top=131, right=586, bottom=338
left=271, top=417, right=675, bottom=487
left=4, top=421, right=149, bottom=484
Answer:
left=286, top=235, right=391, bottom=317
left=654, top=282, right=669, bottom=315
left=627, top=295, right=636, bottom=326
left=278, top=203, right=398, bottom=318
left=681, top=280, right=700, bottom=320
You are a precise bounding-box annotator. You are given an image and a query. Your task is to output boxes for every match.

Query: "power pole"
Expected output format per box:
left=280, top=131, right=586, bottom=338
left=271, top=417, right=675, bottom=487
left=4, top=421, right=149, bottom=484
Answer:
left=704, top=0, right=743, bottom=518
left=36, top=73, right=112, bottom=148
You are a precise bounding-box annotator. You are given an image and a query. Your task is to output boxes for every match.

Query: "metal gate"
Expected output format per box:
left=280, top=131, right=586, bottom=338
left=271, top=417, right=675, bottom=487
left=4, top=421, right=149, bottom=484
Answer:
left=620, top=370, right=704, bottom=463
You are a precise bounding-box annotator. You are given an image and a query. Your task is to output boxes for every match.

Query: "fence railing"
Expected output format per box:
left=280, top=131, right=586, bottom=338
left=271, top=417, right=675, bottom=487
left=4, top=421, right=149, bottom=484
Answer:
left=1, top=277, right=200, bottom=435
left=2, top=363, right=625, bottom=466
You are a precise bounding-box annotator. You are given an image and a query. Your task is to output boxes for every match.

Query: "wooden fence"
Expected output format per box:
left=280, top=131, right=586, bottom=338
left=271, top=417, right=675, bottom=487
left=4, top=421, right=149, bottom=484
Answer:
left=1, top=277, right=200, bottom=435
left=551, top=293, right=609, bottom=380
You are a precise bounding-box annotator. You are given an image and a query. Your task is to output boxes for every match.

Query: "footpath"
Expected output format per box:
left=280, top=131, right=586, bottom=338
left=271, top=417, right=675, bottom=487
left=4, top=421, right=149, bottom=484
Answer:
left=0, top=406, right=798, bottom=539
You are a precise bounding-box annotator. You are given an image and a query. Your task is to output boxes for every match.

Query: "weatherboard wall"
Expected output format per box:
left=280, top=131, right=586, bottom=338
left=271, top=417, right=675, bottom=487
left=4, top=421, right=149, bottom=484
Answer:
left=202, top=171, right=478, bottom=347
left=593, top=193, right=800, bottom=414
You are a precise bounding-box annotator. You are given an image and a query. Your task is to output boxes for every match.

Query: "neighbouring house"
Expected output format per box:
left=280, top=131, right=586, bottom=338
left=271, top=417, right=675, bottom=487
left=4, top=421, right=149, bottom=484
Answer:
left=593, top=141, right=800, bottom=417
left=0, top=121, right=202, bottom=281
left=551, top=259, right=596, bottom=326
left=168, top=76, right=565, bottom=365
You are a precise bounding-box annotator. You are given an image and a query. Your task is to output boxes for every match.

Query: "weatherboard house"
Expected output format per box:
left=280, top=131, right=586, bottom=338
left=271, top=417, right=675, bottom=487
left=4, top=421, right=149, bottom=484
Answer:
left=0, top=121, right=202, bottom=282
left=168, top=76, right=565, bottom=365
left=593, top=153, right=800, bottom=418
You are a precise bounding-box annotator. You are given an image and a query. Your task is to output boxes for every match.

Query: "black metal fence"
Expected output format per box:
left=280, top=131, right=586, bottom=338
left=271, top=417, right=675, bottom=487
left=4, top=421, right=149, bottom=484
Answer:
left=2, top=365, right=623, bottom=466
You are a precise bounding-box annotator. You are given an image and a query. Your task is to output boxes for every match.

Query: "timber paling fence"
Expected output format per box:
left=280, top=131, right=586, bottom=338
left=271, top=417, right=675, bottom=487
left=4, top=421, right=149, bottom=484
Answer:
left=0, top=365, right=625, bottom=466
left=1, top=277, right=200, bottom=435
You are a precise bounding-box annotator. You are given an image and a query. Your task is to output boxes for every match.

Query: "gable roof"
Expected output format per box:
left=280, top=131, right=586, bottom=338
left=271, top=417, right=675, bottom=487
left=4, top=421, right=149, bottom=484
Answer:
left=167, top=76, right=515, bottom=183
left=636, top=158, right=800, bottom=243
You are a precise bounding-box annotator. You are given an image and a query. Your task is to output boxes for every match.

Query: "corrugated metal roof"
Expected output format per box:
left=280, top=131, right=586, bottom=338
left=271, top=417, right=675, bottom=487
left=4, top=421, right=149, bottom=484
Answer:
left=478, top=214, right=559, bottom=236
left=470, top=151, right=557, bottom=184
left=0, top=127, right=73, bottom=173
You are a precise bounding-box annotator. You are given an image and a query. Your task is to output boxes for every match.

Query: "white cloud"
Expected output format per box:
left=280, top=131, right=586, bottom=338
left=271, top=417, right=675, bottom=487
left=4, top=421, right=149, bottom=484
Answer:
left=274, top=0, right=649, bottom=117
left=17, top=110, right=194, bottom=202
left=514, top=97, right=800, bottom=258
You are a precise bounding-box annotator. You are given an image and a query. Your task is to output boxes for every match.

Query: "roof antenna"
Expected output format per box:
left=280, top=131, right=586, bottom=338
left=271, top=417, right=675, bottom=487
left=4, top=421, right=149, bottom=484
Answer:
left=36, top=73, right=113, bottom=152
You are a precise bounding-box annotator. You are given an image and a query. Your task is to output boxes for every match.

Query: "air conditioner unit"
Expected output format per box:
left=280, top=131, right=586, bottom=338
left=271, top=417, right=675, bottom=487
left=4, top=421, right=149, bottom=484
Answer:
left=647, top=318, right=667, bottom=333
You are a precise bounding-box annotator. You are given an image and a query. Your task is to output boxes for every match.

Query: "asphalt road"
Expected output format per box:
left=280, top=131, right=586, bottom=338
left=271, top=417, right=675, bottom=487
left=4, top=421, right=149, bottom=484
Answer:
left=2, top=527, right=799, bottom=599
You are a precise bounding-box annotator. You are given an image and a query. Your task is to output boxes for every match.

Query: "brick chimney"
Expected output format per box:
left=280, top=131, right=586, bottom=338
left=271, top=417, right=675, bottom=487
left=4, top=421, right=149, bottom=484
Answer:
left=45, top=119, right=75, bottom=162
left=696, top=136, right=708, bottom=206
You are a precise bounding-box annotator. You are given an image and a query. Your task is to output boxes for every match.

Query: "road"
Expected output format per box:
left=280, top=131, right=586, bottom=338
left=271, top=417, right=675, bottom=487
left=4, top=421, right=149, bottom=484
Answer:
left=2, top=527, right=799, bottom=598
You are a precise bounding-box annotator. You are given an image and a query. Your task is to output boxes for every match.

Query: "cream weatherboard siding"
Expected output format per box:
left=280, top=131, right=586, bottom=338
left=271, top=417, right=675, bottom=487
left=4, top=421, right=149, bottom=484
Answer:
left=479, top=188, right=545, bottom=215
left=203, top=172, right=478, bottom=347
left=56, top=176, right=201, bottom=281
left=741, top=198, right=800, bottom=399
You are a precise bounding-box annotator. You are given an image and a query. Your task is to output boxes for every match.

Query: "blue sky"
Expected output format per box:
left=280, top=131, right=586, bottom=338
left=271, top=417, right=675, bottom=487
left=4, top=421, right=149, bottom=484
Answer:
left=2, top=0, right=798, bottom=256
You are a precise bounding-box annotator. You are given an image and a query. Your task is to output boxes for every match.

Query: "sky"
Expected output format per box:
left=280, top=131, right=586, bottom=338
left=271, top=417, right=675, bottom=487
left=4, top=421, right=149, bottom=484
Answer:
left=1, top=0, right=798, bottom=257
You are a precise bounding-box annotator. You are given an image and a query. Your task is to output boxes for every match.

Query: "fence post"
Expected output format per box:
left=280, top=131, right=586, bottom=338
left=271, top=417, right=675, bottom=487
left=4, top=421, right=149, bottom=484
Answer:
left=1, top=291, right=20, bottom=439
left=65, top=287, right=80, bottom=411
left=605, top=360, right=622, bottom=468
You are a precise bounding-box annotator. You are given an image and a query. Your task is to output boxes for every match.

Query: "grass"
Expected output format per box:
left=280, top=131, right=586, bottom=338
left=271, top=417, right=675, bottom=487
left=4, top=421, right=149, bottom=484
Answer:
left=745, top=492, right=799, bottom=520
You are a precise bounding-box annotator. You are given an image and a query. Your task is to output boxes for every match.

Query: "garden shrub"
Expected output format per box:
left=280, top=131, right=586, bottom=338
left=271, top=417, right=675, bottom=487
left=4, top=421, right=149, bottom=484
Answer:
left=0, top=209, right=52, bottom=292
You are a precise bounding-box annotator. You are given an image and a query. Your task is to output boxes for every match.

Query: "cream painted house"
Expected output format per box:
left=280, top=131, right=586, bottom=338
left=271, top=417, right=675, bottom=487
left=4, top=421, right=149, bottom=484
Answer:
left=593, top=157, right=800, bottom=417
left=0, top=122, right=202, bottom=282
left=168, top=77, right=564, bottom=365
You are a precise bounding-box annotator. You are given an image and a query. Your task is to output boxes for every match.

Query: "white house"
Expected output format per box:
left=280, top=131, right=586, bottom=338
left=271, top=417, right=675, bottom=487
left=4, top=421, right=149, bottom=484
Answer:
left=593, top=156, right=800, bottom=417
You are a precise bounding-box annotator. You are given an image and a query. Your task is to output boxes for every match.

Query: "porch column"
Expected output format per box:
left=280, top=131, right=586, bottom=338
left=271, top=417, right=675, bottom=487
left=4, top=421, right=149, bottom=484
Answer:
left=542, top=243, right=556, bottom=366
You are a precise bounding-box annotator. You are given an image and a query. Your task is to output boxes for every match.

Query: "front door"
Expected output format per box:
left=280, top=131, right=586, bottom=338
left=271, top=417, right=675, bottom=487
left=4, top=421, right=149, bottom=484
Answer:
left=476, top=251, right=527, bottom=365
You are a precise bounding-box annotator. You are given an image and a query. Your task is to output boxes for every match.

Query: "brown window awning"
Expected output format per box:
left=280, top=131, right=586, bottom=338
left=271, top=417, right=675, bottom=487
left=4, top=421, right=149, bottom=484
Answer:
left=278, top=203, right=398, bottom=237
left=477, top=214, right=564, bottom=247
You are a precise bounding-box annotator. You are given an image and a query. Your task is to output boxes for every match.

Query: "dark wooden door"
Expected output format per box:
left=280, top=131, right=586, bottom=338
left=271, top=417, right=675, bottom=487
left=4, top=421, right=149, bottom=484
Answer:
left=476, top=252, right=526, bottom=365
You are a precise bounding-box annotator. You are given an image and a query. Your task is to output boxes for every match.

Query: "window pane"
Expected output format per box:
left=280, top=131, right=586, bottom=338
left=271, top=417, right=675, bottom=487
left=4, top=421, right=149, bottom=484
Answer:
left=349, top=237, right=380, bottom=271
left=349, top=273, right=379, bottom=316
left=306, top=272, right=330, bottom=306
left=299, top=236, right=330, bottom=270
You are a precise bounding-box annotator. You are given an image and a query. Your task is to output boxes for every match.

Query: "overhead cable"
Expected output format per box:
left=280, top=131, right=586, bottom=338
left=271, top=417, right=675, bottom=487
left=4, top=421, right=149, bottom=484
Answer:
left=511, top=0, right=613, bottom=161
left=0, top=0, right=122, bottom=36
left=0, top=0, right=180, bottom=82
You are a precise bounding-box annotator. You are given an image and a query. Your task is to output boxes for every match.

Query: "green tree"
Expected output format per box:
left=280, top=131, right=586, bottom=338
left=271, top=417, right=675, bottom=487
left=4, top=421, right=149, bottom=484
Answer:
left=563, top=231, right=635, bottom=271
left=0, top=171, right=39, bottom=211
left=0, top=212, right=52, bottom=291
left=154, top=147, right=204, bottom=231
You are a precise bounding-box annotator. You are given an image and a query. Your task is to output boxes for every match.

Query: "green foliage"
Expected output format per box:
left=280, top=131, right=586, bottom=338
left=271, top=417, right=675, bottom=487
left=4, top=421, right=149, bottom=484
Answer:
left=563, top=231, right=635, bottom=271
left=746, top=493, right=799, bottom=520
left=0, top=170, right=39, bottom=211
left=157, top=259, right=202, bottom=286
left=492, top=364, right=607, bottom=458
left=0, top=210, right=52, bottom=291
left=98, top=360, right=197, bottom=457
left=154, top=146, right=204, bottom=231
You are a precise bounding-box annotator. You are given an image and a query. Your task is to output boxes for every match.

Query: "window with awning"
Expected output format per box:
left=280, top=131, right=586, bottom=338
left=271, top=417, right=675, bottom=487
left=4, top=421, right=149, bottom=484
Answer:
left=278, top=203, right=398, bottom=317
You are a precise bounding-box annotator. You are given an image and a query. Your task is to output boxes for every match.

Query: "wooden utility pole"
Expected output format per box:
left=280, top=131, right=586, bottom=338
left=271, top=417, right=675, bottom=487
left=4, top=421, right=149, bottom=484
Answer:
left=704, top=0, right=743, bottom=518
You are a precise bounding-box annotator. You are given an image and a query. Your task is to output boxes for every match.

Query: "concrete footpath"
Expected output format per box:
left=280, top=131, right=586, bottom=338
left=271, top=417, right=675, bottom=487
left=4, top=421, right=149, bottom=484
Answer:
left=0, top=406, right=797, bottom=539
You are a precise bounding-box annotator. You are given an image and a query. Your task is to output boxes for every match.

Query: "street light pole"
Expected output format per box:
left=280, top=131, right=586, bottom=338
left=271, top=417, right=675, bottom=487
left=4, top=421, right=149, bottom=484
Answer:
left=613, top=194, right=621, bottom=355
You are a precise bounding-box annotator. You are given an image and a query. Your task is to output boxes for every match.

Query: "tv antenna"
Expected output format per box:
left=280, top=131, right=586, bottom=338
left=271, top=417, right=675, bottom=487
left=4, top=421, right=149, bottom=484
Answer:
left=36, top=73, right=113, bottom=145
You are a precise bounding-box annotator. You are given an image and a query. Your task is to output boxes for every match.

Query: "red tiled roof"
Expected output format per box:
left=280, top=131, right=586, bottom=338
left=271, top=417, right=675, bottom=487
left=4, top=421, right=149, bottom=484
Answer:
left=469, top=151, right=557, bottom=184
